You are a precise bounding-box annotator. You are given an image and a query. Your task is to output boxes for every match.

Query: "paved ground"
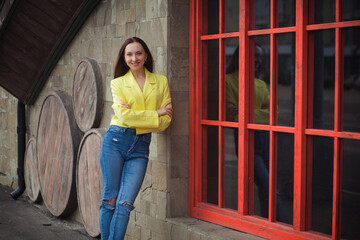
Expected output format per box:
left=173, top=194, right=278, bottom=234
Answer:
left=0, top=184, right=96, bottom=240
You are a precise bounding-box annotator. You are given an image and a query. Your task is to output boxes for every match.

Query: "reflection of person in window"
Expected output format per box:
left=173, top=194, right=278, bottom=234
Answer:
left=226, top=44, right=289, bottom=223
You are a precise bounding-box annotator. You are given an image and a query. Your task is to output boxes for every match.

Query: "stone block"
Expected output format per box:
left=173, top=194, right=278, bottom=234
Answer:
left=152, top=46, right=167, bottom=76
left=111, top=38, right=125, bottom=64
left=99, top=101, right=114, bottom=128
left=155, top=133, right=168, bottom=163
left=126, top=8, right=136, bottom=23
left=118, top=0, right=131, bottom=11
left=152, top=188, right=167, bottom=204
left=169, top=91, right=189, bottom=135
left=139, top=199, right=151, bottom=216
left=158, top=0, right=168, bottom=18
left=190, top=231, right=202, bottom=240
left=146, top=0, right=158, bottom=19
left=141, top=227, right=151, bottom=240
left=147, top=218, right=169, bottom=236
left=137, top=21, right=152, bottom=47
left=135, top=0, right=146, bottom=21
left=170, top=3, right=189, bottom=48
left=171, top=224, right=189, bottom=240
left=0, top=113, right=7, bottom=129
left=151, top=18, right=167, bottom=47
left=116, top=24, right=126, bottom=37
left=170, top=77, right=189, bottom=92
left=152, top=161, right=167, bottom=191
left=102, top=38, right=112, bottom=63
left=169, top=178, right=188, bottom=217
left=116, top=9, right=126, bottom=25
left=93, top=2, right=112, bottom=27
left=170, top=47, right=189, bottom=78
left=126, top=22, right=136, bottom=37
left=152, top=231, right=170, bottom=240
left=170, top=135, right=188, bottom=178
left=106, top=24, right=117, bottom=38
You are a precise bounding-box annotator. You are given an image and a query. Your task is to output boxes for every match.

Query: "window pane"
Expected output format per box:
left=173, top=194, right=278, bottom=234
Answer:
left=277, top=133, right=293, bottom=224
left=278, top=0, right=295, bottom=27
left=225, top=127, right=238, bottom=210
left=254, top=0, right=270, bottom=30
left=204, top=40, right=219, bottom=121
left=311, top=30, right=335, bottom=130
left=225, top=38, right=239, bottom=122
left=205, top=0, right=219, bottom=35
left=344, top=0, right=360, bottom=21
left=309, top=0, right=335, bottom=24
left=252, top=130, right=270, bottom=219
left=311, top=136, right=333, bottom=236
left=344, top=27, right=360, bottom=133
left=225, top=0, right=239, bottom=33
left=204, top=125, right=219, bottom=205
left=278, top=33, right=295, bottom=127
left=252, top=36, right=270, bottom=125
left=341, top=139, right=360, bottom=239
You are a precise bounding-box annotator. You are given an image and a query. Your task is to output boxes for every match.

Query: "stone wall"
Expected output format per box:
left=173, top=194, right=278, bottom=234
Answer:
left=1, top=0, right=190, bottom=238
left=0, top=89, right=18, bottom=187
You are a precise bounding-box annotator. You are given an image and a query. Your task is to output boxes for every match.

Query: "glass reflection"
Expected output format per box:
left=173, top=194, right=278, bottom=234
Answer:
left=225, top=38, right=239, bottom=122
left=253, top=36, right=270, bottom=125
left=343, top=28, right=360, bottom=133
left=206, top=0, right=219, bottom=35
left=277, top=133, right=293, bottom=224
left=341, top=139, right=360, bottom=239
left=225, top=0, right=239, bottom=33
left=204, top=40, right=219, bottom=121
left=312, top=30, right=335, bottom=130
left=278, top=0, right=295, bottom=27
left=205, top=126, right=219, bottom=205
left=254, top=0, right=270, bottom=29
left=310, top=0, right=335, bottom=24
left=278, top=33, right=295, bottom=127
left=224, top=127, right=238, bottom=210
left=251, top=131, right=289, bottom=223
left=311, top=136, right=333, bottom=236
left=344, top=0, right=360, bottom=21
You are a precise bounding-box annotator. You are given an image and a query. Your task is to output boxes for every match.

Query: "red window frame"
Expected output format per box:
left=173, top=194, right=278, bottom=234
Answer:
left=188, top=0, right=360, bottom=239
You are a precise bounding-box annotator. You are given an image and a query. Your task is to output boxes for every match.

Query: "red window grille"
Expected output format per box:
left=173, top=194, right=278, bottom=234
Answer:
left=188, top=0, right=360, bottom=239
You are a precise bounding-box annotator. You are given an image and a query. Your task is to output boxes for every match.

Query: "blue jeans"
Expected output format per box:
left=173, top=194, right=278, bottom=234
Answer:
left=99, top=125, right=151, bottom=240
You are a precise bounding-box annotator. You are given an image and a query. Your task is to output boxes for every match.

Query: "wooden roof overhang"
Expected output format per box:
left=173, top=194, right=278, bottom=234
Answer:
left=0, top=0, right=100, bottom=104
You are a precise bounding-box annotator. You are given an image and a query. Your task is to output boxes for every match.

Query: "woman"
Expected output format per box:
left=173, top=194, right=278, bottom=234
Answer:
left=99, top=37, right=173, bottom=240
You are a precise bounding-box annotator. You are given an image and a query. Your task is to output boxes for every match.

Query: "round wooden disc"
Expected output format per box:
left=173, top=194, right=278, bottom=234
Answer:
left=24, top=137, right=41, bottom=203
left=76, top=128, right=105, bottom=237
left=73, top=58, right=103, bottom=133
left=36, top=91, right=83, bottom=217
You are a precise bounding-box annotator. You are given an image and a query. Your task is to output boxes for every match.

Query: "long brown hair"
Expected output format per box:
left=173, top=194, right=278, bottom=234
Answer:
left=114, top=37, right=154, bottom=78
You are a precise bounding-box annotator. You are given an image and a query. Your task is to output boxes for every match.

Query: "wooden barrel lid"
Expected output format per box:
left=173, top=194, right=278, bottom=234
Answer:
left=36, top=91, right=83, bottom=217
left=76, top=128, right=105, bottom=237
left=24, top=137, right=41, bottom=203
left=73, top=58, right=104, bottom=133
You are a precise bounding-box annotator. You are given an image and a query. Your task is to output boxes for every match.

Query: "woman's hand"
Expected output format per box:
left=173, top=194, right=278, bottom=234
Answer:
left=121, top=102, right=130, bottom=109
left=157, top=101, right=173, bottom=118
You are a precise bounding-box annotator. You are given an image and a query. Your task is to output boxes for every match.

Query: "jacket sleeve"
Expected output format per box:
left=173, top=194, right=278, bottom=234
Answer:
left=154, top=78, right=172, bottom=132
left=111, top=80, right=160, bottom=129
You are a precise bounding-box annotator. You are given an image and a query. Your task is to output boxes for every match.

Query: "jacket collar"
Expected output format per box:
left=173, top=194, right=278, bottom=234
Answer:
left=124, top=68, right=156, bottom=103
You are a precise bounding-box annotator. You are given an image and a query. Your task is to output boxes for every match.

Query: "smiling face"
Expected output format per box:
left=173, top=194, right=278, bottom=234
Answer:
left=124, top=42, right=148, bottom=72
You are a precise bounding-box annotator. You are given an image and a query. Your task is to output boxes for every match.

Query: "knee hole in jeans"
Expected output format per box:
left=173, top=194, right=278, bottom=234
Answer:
left=121, top=201, right=133, bottom=206
left=104, top=197, right=117, bottom=207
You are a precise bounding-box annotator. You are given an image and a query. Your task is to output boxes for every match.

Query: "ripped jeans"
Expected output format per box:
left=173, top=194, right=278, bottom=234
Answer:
left=99, top=125, right=151, bottom=240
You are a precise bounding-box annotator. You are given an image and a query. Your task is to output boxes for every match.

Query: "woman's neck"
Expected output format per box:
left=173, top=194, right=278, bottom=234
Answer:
left=130, top=68, right=146, bottom=80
